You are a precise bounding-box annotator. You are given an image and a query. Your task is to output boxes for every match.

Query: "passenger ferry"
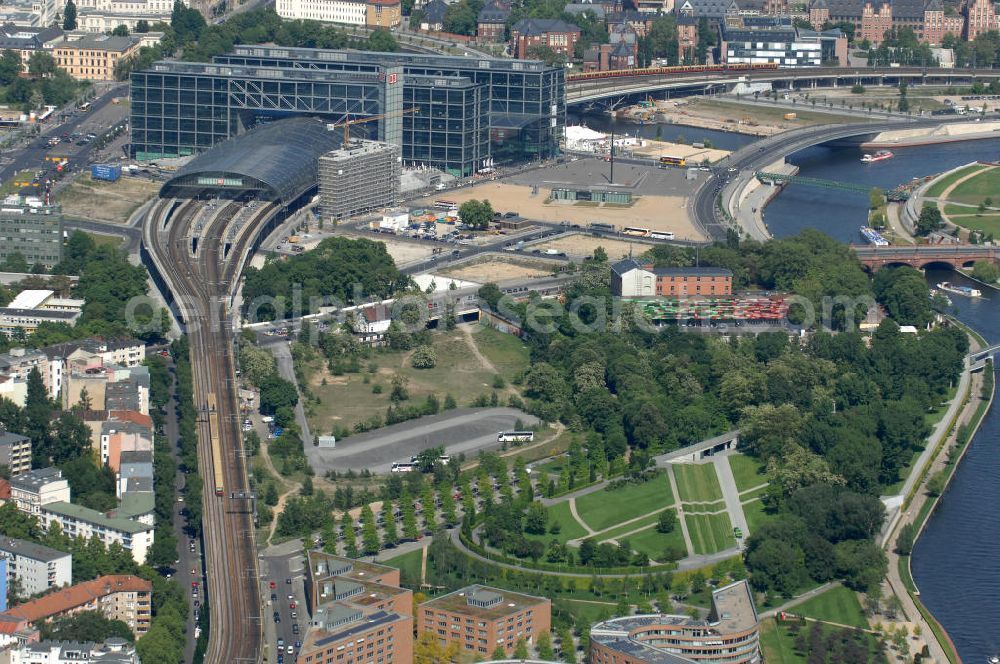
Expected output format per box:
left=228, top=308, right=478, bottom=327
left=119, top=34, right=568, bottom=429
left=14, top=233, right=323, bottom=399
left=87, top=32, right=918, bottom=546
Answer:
left=860, top=226, right=890, bottom=246
left=937, top=281, right=982, bottom=297
left=860, top=150, right=894, bottom=163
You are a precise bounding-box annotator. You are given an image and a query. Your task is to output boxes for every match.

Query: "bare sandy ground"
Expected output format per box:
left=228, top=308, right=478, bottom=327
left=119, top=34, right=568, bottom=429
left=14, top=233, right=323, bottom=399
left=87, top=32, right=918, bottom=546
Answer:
left=419, top=183, right=702, bottom=240
left=442, top=259, right=554, bottom=282
left=55, top=175, right=159, bottom=223
left=534, top=235, right=650, bottom=260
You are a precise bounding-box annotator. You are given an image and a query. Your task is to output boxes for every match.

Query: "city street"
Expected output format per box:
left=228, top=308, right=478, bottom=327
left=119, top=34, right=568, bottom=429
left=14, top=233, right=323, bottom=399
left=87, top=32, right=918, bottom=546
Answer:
left=0, top=83, right=129, bottom=184
left=260, top=540, right=309, bottom=664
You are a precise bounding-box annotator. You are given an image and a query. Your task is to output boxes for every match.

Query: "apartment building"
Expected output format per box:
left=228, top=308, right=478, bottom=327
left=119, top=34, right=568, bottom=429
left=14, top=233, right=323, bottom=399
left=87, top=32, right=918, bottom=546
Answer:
left=0, top=196, right=63, bottom=270
left=39, top=503, right=153, bottom=565
left=0, top=432, right=32, bottom=477
left=0, top=348, right=49, bottom=391
left=0, top=575, right=152, bottom=637
left=99, top=419, right=153, bottom=472
left=52, top=34, right=140, bottom=81
left=41, top=338, right=146, bottom=402
left=416, top=585, right=552, bottom=656
left=9, top=469, right=70, bottom=516
left=0, top=291, right=83, bottom=339
left=0, top=537, right=72, bottom=598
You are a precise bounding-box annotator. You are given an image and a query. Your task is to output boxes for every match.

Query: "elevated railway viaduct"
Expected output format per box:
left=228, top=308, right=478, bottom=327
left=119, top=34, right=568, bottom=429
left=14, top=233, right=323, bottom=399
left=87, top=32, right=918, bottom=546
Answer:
left=140, top=118, right=341, bottom=664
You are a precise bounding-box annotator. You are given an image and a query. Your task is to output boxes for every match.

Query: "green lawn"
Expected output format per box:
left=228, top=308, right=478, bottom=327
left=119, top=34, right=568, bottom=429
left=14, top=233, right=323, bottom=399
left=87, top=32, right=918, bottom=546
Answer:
left=759, top=618, right=807, bottom=664
left=673, top=463, right=723, bottom=503
left=946, top=213, right=1000, bottom=237
left=623, top=520, right=687, bottom=561
left=86, top=232, right=123, bottom=248
left=925, top=163, right=988, bottom=198
left=575, top=474, right=674, bottom=532
left=528, top=501, right=589, bottom=545
left=469, top=325, right=530, bottom=382
left=684, top=512, right=735, bottom=554
left=728, top=454, right=768, bottom=492
left=742, top=498, right=771, bottom=534
left=381, top=549, right=423, bottom=586
left=793, top=586, right=868, bottom=629
left=593, top=512, right=662, bottom=542
left=943, top=166, right=1000, bottom=206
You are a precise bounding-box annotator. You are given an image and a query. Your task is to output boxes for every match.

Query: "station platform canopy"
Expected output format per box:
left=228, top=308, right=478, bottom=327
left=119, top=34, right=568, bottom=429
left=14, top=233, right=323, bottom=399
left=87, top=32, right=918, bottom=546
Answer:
left=160, top=117, right=341, bottom=203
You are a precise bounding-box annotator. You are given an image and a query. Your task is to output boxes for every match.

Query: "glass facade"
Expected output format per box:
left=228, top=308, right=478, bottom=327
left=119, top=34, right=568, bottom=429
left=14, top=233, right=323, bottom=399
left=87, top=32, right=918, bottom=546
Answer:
left=130, top=59, right=491, bottom=175
left=214, top=46, right=565, bottom=164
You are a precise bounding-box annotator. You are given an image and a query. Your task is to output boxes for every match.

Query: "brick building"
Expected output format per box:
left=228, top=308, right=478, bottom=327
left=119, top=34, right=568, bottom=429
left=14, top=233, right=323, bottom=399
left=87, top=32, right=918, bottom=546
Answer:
left=510, top=18, right=581, bottom=59
left=477, top=0, right=510, bottom=40
left=611, top=259, right=733, bottom=298
left=965, top=0, right=997, bottom=39
left=808, top=0, right=965, bottom=45
left=417, top=585, right=552, bottom=656
left=300, top=552, right=412, bottom=664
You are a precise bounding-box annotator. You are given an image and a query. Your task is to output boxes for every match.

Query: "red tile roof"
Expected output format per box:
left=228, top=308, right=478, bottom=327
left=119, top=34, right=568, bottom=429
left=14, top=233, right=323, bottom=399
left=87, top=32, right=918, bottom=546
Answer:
left=0, top=479, right=10, bottom=500
left=1, top=575, right=152, bottom=624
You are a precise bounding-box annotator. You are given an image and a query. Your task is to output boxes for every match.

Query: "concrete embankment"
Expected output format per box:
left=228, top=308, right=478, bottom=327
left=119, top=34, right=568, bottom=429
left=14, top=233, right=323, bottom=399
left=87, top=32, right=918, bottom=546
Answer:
left=729, top=158, right=798, bottom=240
left=862, top=120, right=1000, bottom=148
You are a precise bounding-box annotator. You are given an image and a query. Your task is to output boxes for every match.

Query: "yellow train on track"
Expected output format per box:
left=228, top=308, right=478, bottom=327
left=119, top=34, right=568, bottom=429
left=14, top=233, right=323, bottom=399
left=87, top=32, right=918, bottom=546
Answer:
left=207, top=392, right=224, bottom=497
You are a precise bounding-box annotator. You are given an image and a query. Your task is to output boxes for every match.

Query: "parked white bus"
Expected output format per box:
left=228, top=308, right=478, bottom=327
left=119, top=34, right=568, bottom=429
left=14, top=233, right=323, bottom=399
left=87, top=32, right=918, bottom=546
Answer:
left=497, top=431, right=534, bottom=443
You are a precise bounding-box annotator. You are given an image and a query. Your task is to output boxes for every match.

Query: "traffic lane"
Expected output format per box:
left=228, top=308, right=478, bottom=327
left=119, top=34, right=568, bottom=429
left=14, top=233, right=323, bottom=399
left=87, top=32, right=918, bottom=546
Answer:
left=304, top=407, right=539, bottom=474
left=263, top=549, right=308, bottom=660
left=0, top=85, right=126, bottom=180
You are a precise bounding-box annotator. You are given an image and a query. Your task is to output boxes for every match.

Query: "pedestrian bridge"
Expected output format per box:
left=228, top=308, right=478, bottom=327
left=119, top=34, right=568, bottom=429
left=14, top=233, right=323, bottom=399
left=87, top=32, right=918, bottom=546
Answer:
left=970, top=344, right=1000, bottom=372
left=654, top=430, right=740, bottom=465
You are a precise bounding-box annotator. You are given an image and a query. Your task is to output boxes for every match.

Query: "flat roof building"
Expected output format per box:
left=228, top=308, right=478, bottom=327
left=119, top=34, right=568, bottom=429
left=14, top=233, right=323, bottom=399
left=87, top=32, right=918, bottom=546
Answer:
left=39, top=502, right=154, bottom=565
left=299, top=604, right=413, bottom=664
left=0, top=290, right=83, bottom=339
left=0, top=431, right=32, bottom=476
left=10, top=468, right=70, bottom=515
left=0, top=537, right=72, bottom=598
left=131, top=46, right=563, bottom=175
left=318, top=140, right=401, bottom=221
left=0, top=196, right=63, bottom=270
left=10, top=637, right=141, bottom=663
left=590, top=580, right=760, bottom=664
left=417, top=584, right=552, bottom=657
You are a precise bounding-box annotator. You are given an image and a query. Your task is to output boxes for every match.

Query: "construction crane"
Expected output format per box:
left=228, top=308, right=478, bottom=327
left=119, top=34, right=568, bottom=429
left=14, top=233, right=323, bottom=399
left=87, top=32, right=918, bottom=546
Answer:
left=327, top=107, right=420, bottom=148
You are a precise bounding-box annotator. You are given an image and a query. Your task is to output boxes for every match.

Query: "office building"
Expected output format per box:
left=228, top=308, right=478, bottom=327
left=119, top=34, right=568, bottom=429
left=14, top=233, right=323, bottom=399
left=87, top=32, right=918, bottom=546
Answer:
left=275, top=0, right=401, bottom=27
left=10, top=469, right=70, bottom=515
left=720, top=17, right=848, bottom=67
left=318, top=140, right=401, bottom=221
left=52, top=34, right=140, bottom=81
left=0, top=25, right=64, bottom=74
left=0, top=196, right=63, bottom=270
left=806, top=0, right=965, bottom=45
left=0, top=431, right=32, bottom=477
left=0, top=537, right=72, bottom=598
left=611, top=259, right=733, bottom=298
left=8, top=638, right=141, bottom=663
left=300, top=552, right=412, bottom=664
left=0, top=290, right=84, bottom=338
left=73, top=0, right=178, bottom=33
left=417, top=585, right=551, bottom=656
left=0, top=575, right=152, bottom=636
left=39, top=503, right=154, bottom=565
left=130, top=46, right=564, bottom=174
left=299, top=604, right=413, bottom=664
left=589, top=580, right=760, bottom=664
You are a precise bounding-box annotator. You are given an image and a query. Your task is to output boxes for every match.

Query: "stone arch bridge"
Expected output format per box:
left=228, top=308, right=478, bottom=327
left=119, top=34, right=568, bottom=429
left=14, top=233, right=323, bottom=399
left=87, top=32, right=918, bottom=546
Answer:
left=851, top=244, right=1000, bottom=271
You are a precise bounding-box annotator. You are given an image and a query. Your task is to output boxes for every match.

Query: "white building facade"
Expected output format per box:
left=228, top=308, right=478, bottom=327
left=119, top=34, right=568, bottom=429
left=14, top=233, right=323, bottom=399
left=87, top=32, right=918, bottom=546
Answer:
left=276, top=0, right=367, bottom=24
left=0, top=537, right=72, bottom=597
left=10, top=468, right=71, bottom=516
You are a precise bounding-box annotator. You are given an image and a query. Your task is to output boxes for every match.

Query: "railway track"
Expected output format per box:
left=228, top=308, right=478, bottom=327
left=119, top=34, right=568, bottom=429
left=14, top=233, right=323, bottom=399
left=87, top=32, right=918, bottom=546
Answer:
left=145, top=195, right=282, bottom=664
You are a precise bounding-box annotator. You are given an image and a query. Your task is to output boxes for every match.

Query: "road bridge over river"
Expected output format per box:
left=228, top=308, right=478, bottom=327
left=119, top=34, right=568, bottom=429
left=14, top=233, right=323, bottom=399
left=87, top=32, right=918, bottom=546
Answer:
left=566, top=66, right=1000, bottom=107
left=689, top=117, right=983, bottom=241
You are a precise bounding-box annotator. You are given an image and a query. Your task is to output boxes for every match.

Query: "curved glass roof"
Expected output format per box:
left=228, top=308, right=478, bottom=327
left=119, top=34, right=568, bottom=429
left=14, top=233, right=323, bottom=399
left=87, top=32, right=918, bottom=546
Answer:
left=162, top=117, right=341, bottom=202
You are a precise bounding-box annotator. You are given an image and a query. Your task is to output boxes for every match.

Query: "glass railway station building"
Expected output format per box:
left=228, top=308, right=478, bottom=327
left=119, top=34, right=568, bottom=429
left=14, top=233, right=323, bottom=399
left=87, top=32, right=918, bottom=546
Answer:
left=129, top=47, right=565, bottom=176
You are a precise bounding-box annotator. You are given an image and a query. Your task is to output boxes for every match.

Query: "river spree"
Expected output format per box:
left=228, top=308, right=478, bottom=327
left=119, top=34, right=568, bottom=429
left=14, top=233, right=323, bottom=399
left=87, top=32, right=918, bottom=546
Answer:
left=763, top=138, right=1000, bottom=662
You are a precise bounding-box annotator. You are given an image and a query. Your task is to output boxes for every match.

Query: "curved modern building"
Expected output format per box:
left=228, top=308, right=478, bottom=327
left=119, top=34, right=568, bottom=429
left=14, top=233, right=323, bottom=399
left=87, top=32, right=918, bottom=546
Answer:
left=590, top=580, right=760, bottom=664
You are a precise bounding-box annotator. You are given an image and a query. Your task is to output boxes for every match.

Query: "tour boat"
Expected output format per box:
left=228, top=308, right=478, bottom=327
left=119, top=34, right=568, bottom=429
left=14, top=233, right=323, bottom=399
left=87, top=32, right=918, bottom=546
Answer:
left=860, top=226, right=890, bottom=246
left=860, top=150, right=894, bottom=163
left=937, top=281, right=982, bottom=298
